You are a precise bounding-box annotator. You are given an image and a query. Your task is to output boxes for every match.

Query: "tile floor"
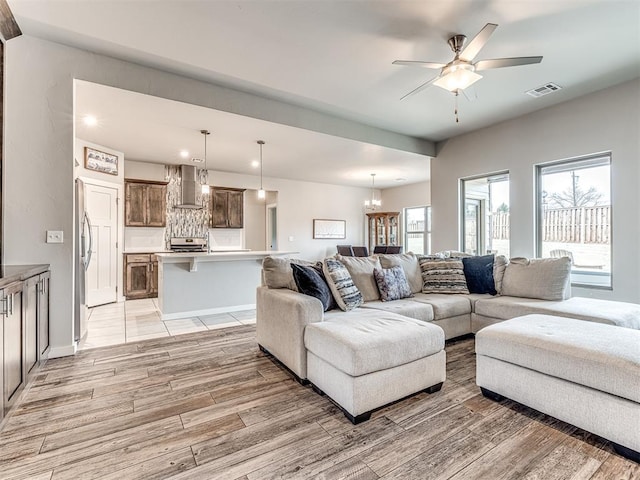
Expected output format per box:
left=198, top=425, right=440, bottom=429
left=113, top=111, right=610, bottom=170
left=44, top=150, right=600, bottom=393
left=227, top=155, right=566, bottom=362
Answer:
left=78, top=298, right=256, bottom=350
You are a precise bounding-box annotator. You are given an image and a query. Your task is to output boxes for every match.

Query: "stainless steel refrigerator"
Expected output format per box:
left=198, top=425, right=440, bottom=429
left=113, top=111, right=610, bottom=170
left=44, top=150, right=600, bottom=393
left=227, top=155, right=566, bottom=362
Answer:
left=74, top=178, right=92, bottom=343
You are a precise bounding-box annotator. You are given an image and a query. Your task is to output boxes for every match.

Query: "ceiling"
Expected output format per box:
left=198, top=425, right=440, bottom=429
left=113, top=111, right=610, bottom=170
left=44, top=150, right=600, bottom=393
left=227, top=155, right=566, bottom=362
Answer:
left=9, top=1, right=640, bottom=186
left=75, top=81, right=429, bottom=188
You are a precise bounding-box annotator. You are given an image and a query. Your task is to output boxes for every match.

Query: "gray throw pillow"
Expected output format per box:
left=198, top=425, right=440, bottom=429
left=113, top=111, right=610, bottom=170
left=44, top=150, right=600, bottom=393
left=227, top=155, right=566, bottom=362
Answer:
left=373, top=266, right=413, bottom=302
left=323, top=258, right=364, bottom=311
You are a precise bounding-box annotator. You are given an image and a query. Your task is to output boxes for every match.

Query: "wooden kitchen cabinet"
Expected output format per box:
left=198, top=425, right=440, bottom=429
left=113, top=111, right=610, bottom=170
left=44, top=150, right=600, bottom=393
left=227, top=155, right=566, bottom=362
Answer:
left=125, top=179, right=168, bottom=227
left=124, top=254, right=158, bottom=299
left=211, top=187, right=244, bottom=228
left=3, top=281, right=24, bottom=416
left=0, top=267, right=50, bottom=421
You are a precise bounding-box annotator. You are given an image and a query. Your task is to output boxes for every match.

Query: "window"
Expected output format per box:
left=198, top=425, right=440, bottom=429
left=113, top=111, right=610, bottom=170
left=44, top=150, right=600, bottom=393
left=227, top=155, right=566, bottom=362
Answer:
left=460, top=172, right=510, bottom=257
left=536, top=154, right=611, bottom=288
left=404, top=206, right=431, bottom=254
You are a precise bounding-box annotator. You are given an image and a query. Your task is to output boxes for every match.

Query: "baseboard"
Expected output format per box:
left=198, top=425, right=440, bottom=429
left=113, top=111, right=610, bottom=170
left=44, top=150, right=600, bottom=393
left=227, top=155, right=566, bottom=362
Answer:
left=48, top=344, right=77, bottom=358
left=160, top=303, right=256, bottom=321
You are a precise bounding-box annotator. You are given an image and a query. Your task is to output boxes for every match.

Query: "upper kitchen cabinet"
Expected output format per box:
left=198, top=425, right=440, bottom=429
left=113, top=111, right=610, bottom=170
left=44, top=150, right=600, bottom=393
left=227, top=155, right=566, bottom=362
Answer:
left=125, top=179, right=168, bottom=227
left=211, top=187, right=245, bottom=228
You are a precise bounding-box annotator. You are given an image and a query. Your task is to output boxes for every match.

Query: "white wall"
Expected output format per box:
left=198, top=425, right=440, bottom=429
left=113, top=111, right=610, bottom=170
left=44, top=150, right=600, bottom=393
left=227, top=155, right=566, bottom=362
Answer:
left=244, top=189, right=267, bottom=251
left=431, top=79, right=640, bottom=303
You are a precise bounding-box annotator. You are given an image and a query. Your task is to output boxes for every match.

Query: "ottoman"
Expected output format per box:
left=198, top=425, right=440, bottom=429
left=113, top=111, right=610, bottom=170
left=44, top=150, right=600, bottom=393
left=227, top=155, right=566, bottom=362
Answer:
left=476, top=314, right=640, bottom=462
left=304, top=310, right=446, bottom=423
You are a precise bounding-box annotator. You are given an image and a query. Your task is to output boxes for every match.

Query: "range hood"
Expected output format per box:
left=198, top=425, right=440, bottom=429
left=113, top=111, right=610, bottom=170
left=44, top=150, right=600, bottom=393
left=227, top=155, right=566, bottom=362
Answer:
left=175, top=165, right=203, bottom=209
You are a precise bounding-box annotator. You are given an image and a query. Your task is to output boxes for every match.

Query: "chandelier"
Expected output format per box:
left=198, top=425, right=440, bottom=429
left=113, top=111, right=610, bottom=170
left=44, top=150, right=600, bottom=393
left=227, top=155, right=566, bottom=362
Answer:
left=364, top=173, right=381, bottom=211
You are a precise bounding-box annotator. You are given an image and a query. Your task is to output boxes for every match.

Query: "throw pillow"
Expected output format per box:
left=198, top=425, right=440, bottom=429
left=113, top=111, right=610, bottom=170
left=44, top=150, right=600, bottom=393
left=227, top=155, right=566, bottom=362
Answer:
left=291, top=263, right=335, bottom=312
left=462, top=254, right=497, bottom=295
left=378, top=252, right=422, bottom=294
left=373, top=266, right=413, bottom=302
left=419, top=258, right=470, bottom=294
left=501, top=257, right=571, bottom=301
left=323, top=258, right=364, bottom=311
left=335, top=255, right=382, bottom=302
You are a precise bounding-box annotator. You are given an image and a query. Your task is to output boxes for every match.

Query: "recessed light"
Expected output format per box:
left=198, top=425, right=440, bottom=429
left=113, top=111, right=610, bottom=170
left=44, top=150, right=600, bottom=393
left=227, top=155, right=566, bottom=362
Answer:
left=180, top=150, right=189, bottom=158
left=251, top=160, right=260, bottom=168
left=83, top=115, right=97, bottom=127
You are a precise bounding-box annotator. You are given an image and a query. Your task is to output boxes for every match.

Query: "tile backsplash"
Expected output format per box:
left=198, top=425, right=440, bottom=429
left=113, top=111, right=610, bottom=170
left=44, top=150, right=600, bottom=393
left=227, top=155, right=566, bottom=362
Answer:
left=164, top=165, right=211, bottom=248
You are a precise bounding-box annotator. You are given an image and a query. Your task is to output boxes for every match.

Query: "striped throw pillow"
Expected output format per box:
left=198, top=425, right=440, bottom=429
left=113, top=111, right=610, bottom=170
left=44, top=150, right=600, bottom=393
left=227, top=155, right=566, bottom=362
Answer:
left=323, top=258, right=364, bottom=311
left=419, top=258, right=470, bottom=294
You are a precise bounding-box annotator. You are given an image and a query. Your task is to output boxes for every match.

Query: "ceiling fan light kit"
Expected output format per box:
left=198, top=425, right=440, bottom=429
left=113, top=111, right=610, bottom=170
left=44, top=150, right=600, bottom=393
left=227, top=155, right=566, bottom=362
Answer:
left=433, top=64, right=482, bottom=92
left=394, top=22, right=543, bottom=104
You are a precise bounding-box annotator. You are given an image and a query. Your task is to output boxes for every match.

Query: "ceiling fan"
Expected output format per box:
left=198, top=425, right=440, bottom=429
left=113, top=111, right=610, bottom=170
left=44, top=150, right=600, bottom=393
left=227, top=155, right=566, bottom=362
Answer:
left=393, top=23, right=543, bottom=100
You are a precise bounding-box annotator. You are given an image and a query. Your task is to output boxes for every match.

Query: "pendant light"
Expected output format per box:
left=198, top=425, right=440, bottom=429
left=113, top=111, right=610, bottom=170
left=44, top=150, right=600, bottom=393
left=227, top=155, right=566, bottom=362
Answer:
left=364, top=173, right=381, bottom=210
left=257, top=140, right=266, bottom=200
left=201, top=129, right=210, bottom=194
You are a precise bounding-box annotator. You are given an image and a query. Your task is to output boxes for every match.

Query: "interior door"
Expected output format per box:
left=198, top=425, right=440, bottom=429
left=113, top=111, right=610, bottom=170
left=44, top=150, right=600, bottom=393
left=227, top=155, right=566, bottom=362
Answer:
left=86, top=183, right=118, bottom=307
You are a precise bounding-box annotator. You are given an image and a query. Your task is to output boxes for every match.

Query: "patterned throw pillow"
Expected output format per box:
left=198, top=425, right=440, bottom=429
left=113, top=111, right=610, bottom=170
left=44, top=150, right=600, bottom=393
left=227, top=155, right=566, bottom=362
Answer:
left=291, top=264, right=336, bottom=312
left=322, top=258, right=364, bottom=311
left=373, top=266, right=413, bottom=302
left=419, top=258, right=470, bottom=294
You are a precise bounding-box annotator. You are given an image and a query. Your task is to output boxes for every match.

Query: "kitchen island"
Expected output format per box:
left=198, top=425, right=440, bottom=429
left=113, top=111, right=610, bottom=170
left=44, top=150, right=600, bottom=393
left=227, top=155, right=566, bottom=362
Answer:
left=156, top=251, right=297, bottom=320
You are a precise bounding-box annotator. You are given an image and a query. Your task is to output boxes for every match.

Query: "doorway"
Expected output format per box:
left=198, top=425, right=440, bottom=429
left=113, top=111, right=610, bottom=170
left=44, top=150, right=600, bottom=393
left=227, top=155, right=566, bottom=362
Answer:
left=267, top=203, right=277, bottom=251
left=85, top=182, right=119, bottom=306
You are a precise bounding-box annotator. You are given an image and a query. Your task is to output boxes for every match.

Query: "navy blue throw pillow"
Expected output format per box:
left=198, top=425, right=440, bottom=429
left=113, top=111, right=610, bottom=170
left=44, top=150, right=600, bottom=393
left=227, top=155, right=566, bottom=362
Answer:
left=291, top=263, right=336, bottom=311
left=462, top=254, right=497, bottom=295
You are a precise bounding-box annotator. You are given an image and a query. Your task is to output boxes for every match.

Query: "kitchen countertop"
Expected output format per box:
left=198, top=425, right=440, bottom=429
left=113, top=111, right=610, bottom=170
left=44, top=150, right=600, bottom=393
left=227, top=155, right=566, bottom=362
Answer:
left=0, top=264, right=50, bottom=288
left=124, top=248, right=171, bottom=254
left=156, top=251, right=297, bottom=272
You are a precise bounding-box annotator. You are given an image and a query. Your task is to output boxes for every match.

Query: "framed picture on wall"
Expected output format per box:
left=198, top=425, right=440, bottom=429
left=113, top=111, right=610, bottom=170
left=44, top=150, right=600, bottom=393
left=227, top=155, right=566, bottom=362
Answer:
left=313, top=219, right=346, bottom=239
left=84, top=147, right=118, bottom=176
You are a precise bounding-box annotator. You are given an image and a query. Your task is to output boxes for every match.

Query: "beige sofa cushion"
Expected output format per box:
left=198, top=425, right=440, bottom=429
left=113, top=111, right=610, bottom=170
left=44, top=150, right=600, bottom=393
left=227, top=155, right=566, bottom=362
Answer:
left=361, top=299, right=434, bottom=322
left=336, top=255, right=382, bottom=302
left=412, top=293, right=472, bottom=320
left=493, top=255, right=509, bottom=294
left=476, top=314, right=640, bottom=403
left=304, top=309, right=444, bottom=376
left=501, top=257, right=571, bottom=300
left=378, top=252, right=423, bottom=294
left=474, top=296, right=640, bottom=329
left=262, top=256, right=315, bottom=291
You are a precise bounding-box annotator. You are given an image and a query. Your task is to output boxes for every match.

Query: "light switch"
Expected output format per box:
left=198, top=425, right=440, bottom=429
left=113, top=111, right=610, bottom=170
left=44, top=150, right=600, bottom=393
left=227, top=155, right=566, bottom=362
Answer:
left=46, top=230, right=64, bottom=243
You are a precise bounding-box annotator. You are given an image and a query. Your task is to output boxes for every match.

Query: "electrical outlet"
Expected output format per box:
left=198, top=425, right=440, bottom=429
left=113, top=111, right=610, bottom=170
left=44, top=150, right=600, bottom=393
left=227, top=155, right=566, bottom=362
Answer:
left=46, top=230, right=64, bottom=243
left=288, top=236, right=294, bottom=242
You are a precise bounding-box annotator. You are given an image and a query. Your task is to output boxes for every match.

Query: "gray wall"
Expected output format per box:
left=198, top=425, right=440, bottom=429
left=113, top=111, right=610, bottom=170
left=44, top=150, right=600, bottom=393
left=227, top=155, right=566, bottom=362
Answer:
left=431, top=79, right=640, bottom=303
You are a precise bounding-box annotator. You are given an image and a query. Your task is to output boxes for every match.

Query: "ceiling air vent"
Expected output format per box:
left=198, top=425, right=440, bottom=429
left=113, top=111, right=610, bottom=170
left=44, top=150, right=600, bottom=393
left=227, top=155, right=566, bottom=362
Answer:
left=526, top=82, right=562, bottom=98
left=191, top=157, right=205, bottom=164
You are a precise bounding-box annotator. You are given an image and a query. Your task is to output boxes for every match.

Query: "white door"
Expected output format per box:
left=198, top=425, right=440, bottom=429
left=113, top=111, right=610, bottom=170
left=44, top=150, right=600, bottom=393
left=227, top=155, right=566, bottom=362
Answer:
left=86, top=183, right=118, bottom=307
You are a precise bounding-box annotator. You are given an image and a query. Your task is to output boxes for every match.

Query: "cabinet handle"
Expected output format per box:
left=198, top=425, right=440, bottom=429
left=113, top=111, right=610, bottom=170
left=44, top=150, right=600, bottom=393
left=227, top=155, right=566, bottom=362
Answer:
left=9, top=293, right=13, bottom=316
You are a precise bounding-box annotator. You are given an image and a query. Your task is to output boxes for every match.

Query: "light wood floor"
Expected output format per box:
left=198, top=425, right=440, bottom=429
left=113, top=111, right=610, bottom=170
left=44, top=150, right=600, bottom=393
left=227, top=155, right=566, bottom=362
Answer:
left=1, top=326, right=637, bottom=479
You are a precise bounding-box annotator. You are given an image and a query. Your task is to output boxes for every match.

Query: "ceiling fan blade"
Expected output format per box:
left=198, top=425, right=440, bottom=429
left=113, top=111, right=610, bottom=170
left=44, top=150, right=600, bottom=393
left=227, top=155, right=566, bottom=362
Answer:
left=459, top=23, right=498, bottom=62
left=400, top=76, right=438, bottom=100
left=475, top=56, right=543, bottom=71
left=392, top=60, right=446, bottom=69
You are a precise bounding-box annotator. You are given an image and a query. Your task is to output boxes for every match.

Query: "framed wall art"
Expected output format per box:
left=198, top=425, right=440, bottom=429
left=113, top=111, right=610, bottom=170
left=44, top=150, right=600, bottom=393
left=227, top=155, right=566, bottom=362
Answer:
left=313, top=219, right=346, bottom=239
left=84, top=147, right=118, bottom=176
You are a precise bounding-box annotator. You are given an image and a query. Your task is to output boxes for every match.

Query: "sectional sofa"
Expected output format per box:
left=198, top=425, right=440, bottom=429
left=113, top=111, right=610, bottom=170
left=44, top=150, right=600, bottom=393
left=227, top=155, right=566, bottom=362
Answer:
left=257, top=252, right=640, bottom=381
